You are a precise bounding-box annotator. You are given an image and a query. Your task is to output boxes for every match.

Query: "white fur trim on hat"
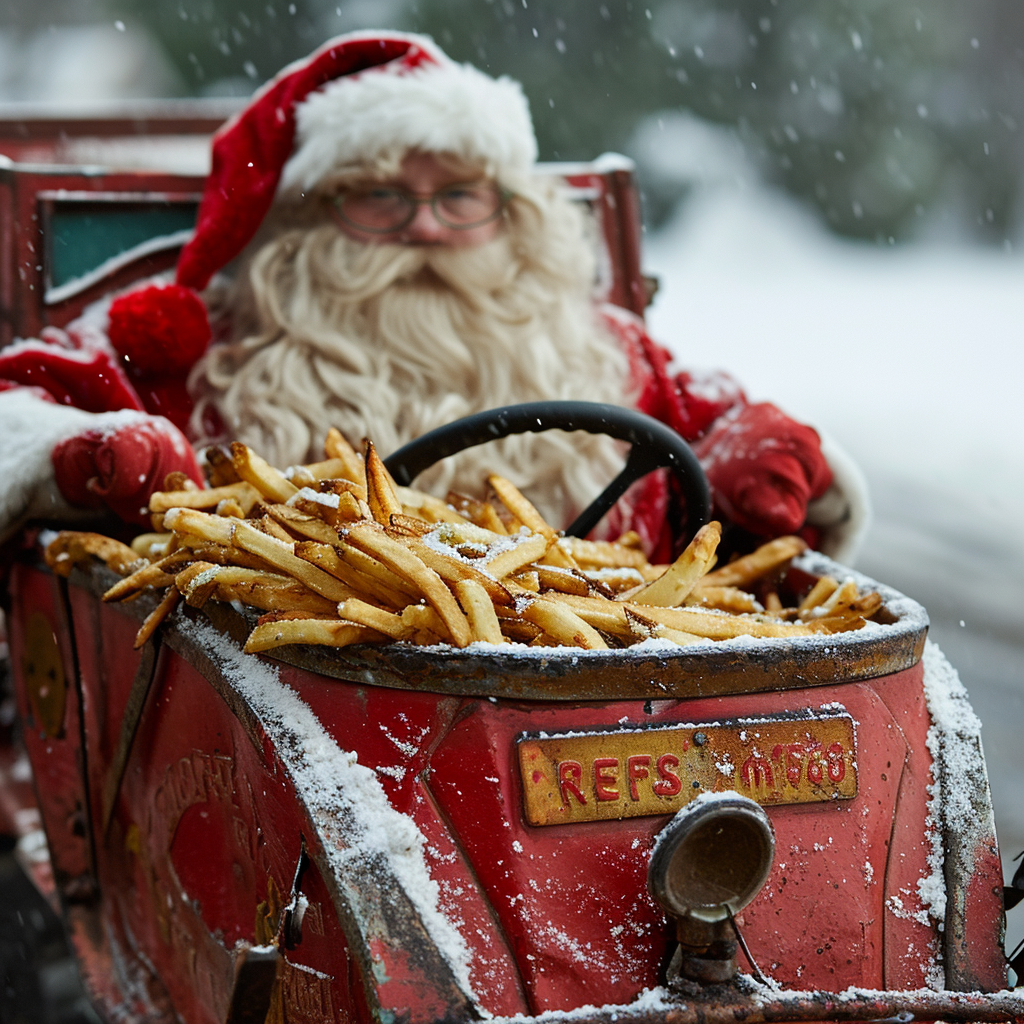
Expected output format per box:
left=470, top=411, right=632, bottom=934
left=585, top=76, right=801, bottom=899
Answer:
left=280, top=51, right=537, bottom=194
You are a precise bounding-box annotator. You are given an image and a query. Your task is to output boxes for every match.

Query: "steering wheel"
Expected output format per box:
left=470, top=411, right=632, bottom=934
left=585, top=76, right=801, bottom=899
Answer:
left=383, top=401, right=710, bottom=542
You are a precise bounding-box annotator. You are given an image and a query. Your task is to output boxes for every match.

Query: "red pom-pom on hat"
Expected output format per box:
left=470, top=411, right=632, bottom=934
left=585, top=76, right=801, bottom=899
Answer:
left=107, top=283, right=211, bottom=377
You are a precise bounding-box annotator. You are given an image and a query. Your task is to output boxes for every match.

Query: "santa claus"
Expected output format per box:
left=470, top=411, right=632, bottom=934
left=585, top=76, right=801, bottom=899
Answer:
left=0, top=31, right=867, bottom=562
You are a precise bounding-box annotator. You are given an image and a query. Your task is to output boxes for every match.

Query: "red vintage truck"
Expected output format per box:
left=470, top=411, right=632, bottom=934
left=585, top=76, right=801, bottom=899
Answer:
left=1, top=105, right=1021, bottom=1024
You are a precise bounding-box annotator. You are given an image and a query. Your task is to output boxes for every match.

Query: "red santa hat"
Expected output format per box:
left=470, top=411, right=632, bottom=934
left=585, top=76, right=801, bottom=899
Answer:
left=109, top=31, right=537, bottom=378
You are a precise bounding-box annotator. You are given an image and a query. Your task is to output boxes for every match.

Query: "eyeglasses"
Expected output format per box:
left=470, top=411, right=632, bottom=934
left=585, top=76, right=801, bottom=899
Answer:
left=332, top=182, right=511, bottom=233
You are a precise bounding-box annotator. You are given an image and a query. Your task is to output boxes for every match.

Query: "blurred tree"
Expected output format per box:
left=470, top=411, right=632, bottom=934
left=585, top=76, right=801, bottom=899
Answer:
left=68, top=0, right=1024, bottom=243
left=107, top=0, right=404, bottom=95
left=401, top=0, right=1024, bottom=243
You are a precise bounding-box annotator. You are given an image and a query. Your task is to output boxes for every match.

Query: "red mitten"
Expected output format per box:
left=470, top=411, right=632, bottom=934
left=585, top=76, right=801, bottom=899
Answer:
left=51, top=418, right=202, bottom=527
left=694, top=403, right=833, bottom=537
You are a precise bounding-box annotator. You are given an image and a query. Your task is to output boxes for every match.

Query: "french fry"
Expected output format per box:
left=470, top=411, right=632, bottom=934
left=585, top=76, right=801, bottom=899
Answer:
left=336, top=598, right=408, bottom=640
left=294, top=456, right=353, bottom=482
left=343, top=523, right=473, bottom=647
left=541, top=593, right=633, bottom=639
left=559, top=536, right=648, bottom=570
left=482, top=532, right=550, bottom=580
left=323, top=428, right=365, bottom=484
left=624, top=607, right=703, bottom=646
left=388, top=514, right=434, bottom=537
left=398, top=604, right=447, bottom=645
left=163, top=507, right=238, bottom=547
left=257, top=515, right=299, bottom=544
left=45, top=532, right=145, bottom=578
left=628, top=603, right=814, bottom=640
left=401, top=535, right=514, bottom=607
left=177, top=563, right=339, bottom=616
left=244, top=617, right=380, bottom=653
left=549, top=592, right=814, bottom=641
left=130, top=532, right=174, bottom=559
left=104, top=549, right=195, bottom=602
left=639, top=562, right=669, bottom=583
left=317, top=477, right=369, bottom=501
left=331, top=545, right=422, bottom=604
left=625, top=521, right=721, bottom=607
left=162, top=471, right=199, bottom=493
left=850, top=591, right=883, bottom=618
left=534, top=565, right=591, bottom=597
left=808, top=579, right=859, bottom=618
left=427, top=518, right=503, bottom=545
left=295, top=541, right=413, bottom=610
left=265, top=504, right=340, bottom=545
left=578, top=567, right=646, bottom=594
left=202, top=445, right=241, bottom=486
left=486, top=476, right=575, bottom=567
left=453, top=579, right=505, bottom=644
left=702, top=536, right=807, bottom=588
left=799, top=575, right=840, bottom=612
left=521, top=597, right=609, bottom=650
left=134, top=587, right=179, bottom=649
left=215, top=498, right=246, bottom=518
left=231, top=441, right=299, bottom=503
left=688, top=585, right=762, bottom=614
left=149, top=481, right=260, bottom=514
left=364, top=440, right=404, bottom=526
left=228, top=519, right=356, bottom=604
left=446, top=491, right=509, bottom=534
left=510, top=571, right=540, bottom=592
left=804, top=588, right=883, bottom=626
left=174, top=561, right=222, bottom=607
left=291, top=490, right=366, bottom=528
left=487, top=475, right=553, bottom=536
left=176, top=536, right=278, bottom=573
left=494, top=607, right=544, bottom=644
left=287, top=465, right=317, bottom=488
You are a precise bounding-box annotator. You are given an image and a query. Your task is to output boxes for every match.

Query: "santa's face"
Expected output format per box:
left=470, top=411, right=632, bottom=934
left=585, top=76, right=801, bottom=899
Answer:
left=329, top=151, right=506, bottom=249
left=191, top=164, right=634, bottom=525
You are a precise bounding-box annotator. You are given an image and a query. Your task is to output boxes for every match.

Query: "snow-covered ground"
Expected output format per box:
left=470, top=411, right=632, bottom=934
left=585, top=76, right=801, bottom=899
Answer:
left=645, top=175, right=1024, bottom=953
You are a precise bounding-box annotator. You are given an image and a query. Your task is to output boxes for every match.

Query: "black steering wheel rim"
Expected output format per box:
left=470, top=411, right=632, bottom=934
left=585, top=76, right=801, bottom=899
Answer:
left=383, top=401, right=710, bottom=542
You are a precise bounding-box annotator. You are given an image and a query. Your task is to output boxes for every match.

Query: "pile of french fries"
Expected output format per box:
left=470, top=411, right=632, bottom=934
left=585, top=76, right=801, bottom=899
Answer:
left=44, top=430, right=883, bottom=654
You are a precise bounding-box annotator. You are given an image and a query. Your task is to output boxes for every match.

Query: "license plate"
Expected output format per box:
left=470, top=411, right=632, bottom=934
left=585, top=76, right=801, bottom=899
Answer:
left=518, top=712, right=857, bottom=826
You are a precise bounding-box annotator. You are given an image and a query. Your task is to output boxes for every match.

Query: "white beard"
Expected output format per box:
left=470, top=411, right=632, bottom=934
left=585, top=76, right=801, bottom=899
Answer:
left=190, top=209, right=634, bottom=528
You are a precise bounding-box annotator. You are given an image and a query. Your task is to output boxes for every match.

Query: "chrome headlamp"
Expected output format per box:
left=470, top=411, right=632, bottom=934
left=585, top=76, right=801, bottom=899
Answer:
left=648, top=793, right=775, bottom=982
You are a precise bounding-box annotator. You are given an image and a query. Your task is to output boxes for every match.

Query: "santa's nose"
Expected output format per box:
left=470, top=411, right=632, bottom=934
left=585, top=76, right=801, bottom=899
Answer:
left=399, top=202, right=448, bottom=244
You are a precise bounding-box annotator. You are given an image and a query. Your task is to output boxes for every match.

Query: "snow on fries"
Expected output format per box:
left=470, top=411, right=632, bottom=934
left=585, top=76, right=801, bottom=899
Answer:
left=45, top=434, right=884, bottom=653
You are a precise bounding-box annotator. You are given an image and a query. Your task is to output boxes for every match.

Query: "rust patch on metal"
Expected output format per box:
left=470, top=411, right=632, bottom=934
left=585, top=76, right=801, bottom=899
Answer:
left=519, top=712, right=856, bottom=825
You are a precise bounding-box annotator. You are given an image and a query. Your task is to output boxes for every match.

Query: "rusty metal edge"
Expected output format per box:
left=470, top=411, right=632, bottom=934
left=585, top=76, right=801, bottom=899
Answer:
left=52, top=550, right=926, bottom=702
left=484, top=983, right=1024, bottom=1024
